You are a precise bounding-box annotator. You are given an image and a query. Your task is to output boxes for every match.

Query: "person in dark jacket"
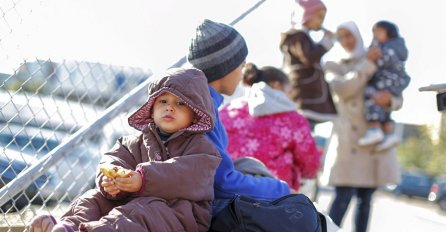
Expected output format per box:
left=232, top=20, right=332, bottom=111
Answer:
left=279, top=0, right=337, bottom=127
left=358, top=20, right=411, bottom=151
left=29, top=68, right=221, bottom=232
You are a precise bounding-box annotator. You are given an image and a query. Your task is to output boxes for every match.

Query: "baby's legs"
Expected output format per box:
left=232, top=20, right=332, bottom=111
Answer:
left=361, top=79, right=402, bottom=148
left=359, top=99, right=386, bottom=146
left=59, top=189, right=121, bottom=229
left=375, top=115, right=400, bottom=151
left=382, top=121, right=394, bottom=135
left=78, top=197, right=187, bottom=232
left=29, top=189, right=121, bottom=232
left=367, top=121, right=381, bottom=129
left=365, top=120, right=396, bottom=135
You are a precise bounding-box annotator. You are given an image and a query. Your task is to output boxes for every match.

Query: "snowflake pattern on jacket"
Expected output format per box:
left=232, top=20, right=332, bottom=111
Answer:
left=220, top=99, right=321, bottom=190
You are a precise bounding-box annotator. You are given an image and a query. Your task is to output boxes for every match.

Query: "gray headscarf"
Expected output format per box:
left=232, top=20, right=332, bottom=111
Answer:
left=336, top=21, right=366, bottom=60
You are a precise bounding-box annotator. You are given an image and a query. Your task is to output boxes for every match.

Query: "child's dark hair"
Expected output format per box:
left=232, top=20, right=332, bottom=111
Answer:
left=243, top=63, right=289, bottom=87
left=374, top=20, right=399, bottom=39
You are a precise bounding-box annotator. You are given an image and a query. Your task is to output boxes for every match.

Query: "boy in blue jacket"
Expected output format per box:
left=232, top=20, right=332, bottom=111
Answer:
left=187, top=19, right=291, bottom=216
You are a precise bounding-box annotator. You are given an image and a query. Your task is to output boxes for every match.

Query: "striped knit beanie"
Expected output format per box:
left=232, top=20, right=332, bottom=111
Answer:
left=187, top=19, right=248, bottom=83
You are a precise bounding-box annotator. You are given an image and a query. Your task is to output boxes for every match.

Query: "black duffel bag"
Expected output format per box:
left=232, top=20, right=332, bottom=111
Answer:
left=210, top=193, right=327, bottom=232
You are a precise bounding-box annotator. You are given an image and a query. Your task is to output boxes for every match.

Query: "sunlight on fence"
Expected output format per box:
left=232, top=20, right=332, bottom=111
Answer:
left=0, top=1, right=151, bottom=230
left=0, top=0, right=268, bottom=230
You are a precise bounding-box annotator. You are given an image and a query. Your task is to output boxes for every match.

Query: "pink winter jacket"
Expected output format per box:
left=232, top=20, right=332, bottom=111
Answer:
left=220, top=82, right=321, bottom=190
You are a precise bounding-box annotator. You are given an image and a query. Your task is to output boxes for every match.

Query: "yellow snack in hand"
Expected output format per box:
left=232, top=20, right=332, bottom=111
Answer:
left=99, top=165, right=132, bottom=178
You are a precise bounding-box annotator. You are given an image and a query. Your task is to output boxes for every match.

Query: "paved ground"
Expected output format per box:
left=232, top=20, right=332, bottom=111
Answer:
left=315, top=187, right=446, bottom=232
left=3, top=186, right=446, bottom=232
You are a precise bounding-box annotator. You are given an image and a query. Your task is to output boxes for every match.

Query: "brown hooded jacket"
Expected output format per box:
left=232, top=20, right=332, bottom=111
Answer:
left=61, top=68, right=221, bottom=232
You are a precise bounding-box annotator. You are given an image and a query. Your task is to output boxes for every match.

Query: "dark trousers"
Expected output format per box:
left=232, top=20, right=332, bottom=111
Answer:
left=328, top=186, right=376, bottom=232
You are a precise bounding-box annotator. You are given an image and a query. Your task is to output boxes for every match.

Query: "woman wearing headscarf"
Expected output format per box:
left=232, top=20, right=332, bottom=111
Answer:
left=323, top=21, right=402, bottom=232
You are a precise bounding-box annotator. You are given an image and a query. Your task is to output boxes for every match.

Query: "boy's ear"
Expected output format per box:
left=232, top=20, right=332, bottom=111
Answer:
left=269, top=81, right=282, bottom=91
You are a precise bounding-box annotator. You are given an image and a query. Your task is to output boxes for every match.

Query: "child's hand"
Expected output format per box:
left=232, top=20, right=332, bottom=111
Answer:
left=101, top=176, right=120, bottom=197
left=323, top=61, right=340, bottom=72
left=114, top=170, right=143, bottom=193
left=373, top=90, right=392, bottom=108
left=323, top=28, right=334, bottom=38
left=366, top=46, right=382, bottom=62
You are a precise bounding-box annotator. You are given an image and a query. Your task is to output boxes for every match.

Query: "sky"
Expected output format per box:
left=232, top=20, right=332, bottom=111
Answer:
left=1, top=0, right=444, bottom=131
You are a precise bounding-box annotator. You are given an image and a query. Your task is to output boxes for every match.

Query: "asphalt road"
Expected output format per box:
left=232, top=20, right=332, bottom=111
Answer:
left=315, top=188, right=446, bottom=232
left=3, top=186, right=445, bottom=232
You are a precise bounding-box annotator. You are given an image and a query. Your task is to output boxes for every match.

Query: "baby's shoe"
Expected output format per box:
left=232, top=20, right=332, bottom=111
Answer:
left=29, top=215, right=56, bottom=232
left=29, top=214, right=74, bottom=232
left=358, top=128, right=384, bottom=146
left=375, top=133, right=400, bottom=152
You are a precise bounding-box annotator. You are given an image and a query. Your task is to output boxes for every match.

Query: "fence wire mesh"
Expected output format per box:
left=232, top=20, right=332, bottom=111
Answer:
left=0, top=0, right=268, bottom=230
left=0, top=0, right=151, bottom=230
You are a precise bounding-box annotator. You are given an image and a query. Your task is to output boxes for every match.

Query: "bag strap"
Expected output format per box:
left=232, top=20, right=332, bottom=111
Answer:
left=318, top=212, right=327, bottom=232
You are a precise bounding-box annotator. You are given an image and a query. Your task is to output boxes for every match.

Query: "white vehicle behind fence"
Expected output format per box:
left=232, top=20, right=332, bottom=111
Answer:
left=4, top=60, right=152, bottom=107
left=0, top=90, right=136, bottom=211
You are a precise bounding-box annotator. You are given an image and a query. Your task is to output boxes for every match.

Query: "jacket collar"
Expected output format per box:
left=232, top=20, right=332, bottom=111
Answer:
left=247, top=82, right=296, bottom=117
left=209, top=85, right=224, bottom=108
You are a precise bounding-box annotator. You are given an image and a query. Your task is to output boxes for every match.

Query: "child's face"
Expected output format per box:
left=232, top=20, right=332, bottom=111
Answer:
left=337, top=28, right=356, bottom=52
left=220, top=61, right=245, bottom=96
left=305, top=8, right=326, bottom=30
left=373, top=26, right=388, bottom=43
left=152, top=92, right=195, bottom=134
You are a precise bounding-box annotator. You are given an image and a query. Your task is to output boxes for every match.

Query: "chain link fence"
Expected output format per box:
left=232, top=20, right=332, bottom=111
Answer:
left=0, top=0, right=269, bottom=230
left=1, top=1, right=151, bottom=230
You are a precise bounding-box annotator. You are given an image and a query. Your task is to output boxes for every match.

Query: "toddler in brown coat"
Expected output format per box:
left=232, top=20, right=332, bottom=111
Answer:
left=280, top=0, right=337, bottom=127
left=29, top=68, right=221, bottom=232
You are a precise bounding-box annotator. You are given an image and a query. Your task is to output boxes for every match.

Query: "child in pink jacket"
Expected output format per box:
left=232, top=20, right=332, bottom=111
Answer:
left=219, top=63, right=321, bottom=191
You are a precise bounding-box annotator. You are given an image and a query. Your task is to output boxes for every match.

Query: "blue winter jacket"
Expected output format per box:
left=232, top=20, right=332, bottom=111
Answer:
left=207, top=86, right=290, bottom=200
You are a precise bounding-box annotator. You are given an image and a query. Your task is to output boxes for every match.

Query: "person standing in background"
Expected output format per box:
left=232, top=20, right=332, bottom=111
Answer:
left=279, top=0, right=337, bottom=128
left=219, top=62, right=321, bottom=192
left=323, top=21, right=402, bottom=232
